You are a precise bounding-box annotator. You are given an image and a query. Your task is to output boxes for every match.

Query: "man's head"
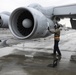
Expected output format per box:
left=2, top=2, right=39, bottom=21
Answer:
left=54, top=25, right=60, bottom=29
left=53, top=17, right=60, bottom=23
left=57, top=25, right=60, bottom=28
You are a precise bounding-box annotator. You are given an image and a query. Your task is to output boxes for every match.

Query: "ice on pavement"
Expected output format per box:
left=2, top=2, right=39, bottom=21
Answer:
left=13, top=29, right=76, bottom=52
left=0, top=29, right=76, bottom=57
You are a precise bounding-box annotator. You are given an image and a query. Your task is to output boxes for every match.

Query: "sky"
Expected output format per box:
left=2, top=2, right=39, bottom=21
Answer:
left=0, top=0, right=76, bottom=12
left=0, top=0, right=76, bottom=27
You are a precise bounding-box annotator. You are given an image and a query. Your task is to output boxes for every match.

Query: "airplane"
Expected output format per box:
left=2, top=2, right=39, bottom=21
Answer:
left=1, top=3, right=76, bottom=39
left=0, top=12, right=10, bottom=28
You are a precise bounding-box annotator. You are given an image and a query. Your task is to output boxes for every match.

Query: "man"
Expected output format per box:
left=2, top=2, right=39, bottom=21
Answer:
left=48, top=22, right=62, bottom=56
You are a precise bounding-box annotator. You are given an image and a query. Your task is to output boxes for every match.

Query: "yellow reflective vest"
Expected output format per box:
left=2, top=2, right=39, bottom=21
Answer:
left=54, top=30, right=60, bottom=41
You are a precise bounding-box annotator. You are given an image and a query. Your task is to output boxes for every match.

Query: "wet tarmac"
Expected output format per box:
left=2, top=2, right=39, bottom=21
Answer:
left=0, top=50, right=76, bottom=75
left=0, top=29, right=76, bottom=75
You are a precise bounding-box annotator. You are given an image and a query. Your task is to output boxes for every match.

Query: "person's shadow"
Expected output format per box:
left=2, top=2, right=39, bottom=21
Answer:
left=47, top=55, right=61, bottom=67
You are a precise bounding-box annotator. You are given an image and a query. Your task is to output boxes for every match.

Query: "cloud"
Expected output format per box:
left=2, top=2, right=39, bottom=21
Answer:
left=0, top=0, right=76, bottom=12
left=0, top=0, right=75, bottom=27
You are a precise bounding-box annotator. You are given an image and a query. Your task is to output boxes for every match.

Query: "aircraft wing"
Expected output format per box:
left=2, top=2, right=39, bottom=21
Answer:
left=4, top=3, right=76, bottom=39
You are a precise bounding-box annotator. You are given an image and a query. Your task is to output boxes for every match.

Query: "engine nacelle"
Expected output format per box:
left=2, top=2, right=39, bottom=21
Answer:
left=0, top=12, right=10, bottom=28
left=9, top=7, right=54, bottom=39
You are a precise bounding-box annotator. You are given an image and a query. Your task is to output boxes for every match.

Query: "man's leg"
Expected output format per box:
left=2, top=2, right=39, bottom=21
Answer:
left=53, top=40, right=57, bottom=55
left=56, top=40, right=61, bottom=56
left=57, top=48, right=61, bottom=55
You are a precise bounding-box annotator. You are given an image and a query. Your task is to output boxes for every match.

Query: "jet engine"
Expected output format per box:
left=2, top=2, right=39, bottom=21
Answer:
left=0, top=12, right=10, bottom=28
left=9, top=7, right=54, bottom=39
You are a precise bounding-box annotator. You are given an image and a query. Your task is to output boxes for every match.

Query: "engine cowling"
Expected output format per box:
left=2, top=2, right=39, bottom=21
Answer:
left=0, top=12, right=10, bottom=28
left=9, top=7, right=54, bottom=39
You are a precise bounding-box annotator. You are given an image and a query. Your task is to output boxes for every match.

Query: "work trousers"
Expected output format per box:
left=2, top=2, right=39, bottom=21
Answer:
left=54, top=40, right=61, bottom=55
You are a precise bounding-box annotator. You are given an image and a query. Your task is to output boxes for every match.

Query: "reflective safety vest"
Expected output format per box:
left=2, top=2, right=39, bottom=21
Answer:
left=54, top=30, right=60, bottom=40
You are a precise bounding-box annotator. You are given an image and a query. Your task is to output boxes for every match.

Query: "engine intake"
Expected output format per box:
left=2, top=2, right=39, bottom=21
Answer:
left=9, top=7, right=54, bottom=39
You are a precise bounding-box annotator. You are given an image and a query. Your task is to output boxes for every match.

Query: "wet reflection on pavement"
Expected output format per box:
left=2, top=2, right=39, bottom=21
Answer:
left=0, top=51, right=76, bottom=75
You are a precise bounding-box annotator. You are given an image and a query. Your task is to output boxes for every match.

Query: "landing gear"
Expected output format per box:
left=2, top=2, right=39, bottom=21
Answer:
left=70, top=18, right=76, bottom=29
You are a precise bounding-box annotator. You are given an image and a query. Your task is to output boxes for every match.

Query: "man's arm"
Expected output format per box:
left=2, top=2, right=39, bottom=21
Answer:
left=48, top=27, right=56, bottom=33
left=48, top=27, right=62, bottom=33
